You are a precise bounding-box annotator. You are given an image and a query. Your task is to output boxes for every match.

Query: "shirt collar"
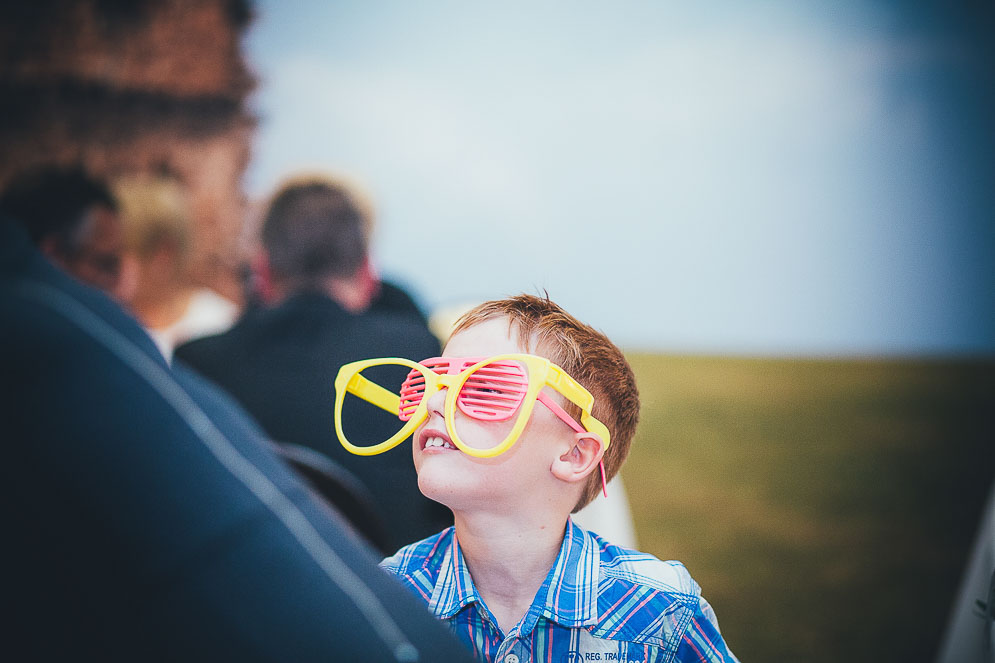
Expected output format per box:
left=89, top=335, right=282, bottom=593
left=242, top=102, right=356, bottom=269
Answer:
left=427, top=519, right=600, bottom=630
left=427, top=529, right=481, bottom=619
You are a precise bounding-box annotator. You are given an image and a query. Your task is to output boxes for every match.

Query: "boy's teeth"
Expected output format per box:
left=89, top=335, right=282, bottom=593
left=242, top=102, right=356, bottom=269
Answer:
left=425, top=436, right=455, bottom=450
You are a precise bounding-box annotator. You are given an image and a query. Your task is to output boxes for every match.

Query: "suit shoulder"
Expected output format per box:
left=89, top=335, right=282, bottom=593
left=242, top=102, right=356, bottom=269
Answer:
left=356, top=312, right=440, bottom=358
left=174, top=332, right=225, bottom=366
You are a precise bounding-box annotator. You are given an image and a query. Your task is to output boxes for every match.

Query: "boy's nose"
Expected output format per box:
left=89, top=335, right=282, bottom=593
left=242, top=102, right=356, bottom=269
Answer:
left=424, top=384, right=448, bottom=415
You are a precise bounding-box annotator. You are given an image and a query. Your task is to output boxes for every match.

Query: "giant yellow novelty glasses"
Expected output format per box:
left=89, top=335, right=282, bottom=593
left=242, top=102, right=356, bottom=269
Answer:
left=333, top=355, right=611, bottom=492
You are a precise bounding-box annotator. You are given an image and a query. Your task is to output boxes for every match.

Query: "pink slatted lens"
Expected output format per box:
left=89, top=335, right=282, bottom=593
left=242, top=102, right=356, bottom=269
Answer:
left=398, top=359, right=449, bottom=421
left=398, top=369, right=424, bottom=421
left=397, top=357, right=529, bottom=423
left=457, top=360, right=528, bottom=421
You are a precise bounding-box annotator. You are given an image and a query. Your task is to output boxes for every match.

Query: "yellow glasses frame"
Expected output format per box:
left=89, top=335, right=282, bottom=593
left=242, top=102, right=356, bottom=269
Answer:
left=333, top=354, right=611, bottom=459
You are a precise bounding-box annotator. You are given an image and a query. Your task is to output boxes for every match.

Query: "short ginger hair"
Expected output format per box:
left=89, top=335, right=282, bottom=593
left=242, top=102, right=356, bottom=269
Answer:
left=451, top=294, right=640, bottom=512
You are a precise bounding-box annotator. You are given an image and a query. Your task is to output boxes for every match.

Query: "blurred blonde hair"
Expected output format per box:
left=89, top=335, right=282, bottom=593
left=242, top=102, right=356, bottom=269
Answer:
left=112, top=175, right=192, bottom=265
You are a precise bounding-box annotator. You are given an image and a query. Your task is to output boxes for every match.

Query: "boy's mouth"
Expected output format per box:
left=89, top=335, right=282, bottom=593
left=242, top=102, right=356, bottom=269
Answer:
left=423, top=436, right=456, bottom=450
left=419, top=428, right=458, bottom=452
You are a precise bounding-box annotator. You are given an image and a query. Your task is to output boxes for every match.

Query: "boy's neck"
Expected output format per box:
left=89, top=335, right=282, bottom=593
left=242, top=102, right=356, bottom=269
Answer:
left=453, top=511, right=569, bottom=635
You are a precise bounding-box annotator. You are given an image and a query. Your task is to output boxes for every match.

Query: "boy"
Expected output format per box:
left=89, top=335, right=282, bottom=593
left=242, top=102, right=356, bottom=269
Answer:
left=334, top=294, right=738, bottom=662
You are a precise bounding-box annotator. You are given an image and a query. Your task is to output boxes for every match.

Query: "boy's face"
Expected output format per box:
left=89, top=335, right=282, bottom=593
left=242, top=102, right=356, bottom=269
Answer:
left=412, top=317, right=575, bottom=513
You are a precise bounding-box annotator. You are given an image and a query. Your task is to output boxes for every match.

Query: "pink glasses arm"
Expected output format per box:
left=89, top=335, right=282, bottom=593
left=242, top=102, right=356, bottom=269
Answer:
left=536, top=391, right=585, bottom=433
left=536, top=392, right=609, bottom=499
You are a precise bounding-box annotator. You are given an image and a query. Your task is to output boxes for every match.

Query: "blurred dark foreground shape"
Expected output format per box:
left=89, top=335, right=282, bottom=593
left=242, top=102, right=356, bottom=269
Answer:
left=0, top=218, right=476, bottom=662
left=272, top=442, right=393, bottom=555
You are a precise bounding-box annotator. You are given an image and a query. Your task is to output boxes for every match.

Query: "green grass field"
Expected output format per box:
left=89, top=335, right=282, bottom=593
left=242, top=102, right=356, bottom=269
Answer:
left=621, top=354, right=994, bottom=662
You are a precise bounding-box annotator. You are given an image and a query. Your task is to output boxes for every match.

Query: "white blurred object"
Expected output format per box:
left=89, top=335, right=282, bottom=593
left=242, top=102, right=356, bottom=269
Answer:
left=573, top=475, right=638, bottom=550
left=148, top=288, right=239, bottom=361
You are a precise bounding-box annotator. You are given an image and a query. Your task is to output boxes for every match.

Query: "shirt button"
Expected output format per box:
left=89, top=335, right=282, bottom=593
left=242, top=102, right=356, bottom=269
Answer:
left=503, top=655, right=520, bottom=663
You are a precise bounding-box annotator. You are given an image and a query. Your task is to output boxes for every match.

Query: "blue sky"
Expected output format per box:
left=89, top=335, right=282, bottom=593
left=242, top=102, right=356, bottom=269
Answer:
left=242, top=2, right=994, bottom=356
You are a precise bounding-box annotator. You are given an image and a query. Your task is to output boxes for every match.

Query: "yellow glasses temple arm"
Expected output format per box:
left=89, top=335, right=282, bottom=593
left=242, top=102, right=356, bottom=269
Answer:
left=546, top=364, right=611, bottom=449
left=345, top=372, right=401, bottom=414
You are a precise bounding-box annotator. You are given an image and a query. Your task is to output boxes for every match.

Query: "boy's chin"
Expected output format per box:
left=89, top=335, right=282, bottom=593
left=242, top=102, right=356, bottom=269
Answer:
left=417, top=471, right=480, bottom=511
left=417, top=473, right=456, bottom=506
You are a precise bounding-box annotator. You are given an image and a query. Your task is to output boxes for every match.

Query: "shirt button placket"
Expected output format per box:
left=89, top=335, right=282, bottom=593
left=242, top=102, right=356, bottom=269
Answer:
left=497, top=635, right=528, bottom=663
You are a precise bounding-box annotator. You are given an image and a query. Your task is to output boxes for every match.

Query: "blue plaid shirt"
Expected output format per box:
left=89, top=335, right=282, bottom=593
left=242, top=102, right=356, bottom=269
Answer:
left=381, top=519, right=738, bottom=663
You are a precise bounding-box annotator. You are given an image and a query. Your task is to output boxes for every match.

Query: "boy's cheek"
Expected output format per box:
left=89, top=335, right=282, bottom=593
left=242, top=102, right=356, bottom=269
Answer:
left=451, top=418, right=516, bottom=452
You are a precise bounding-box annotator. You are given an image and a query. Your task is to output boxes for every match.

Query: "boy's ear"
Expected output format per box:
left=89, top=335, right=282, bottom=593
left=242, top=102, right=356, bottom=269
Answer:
left=551, top=432, right=605, bottom=485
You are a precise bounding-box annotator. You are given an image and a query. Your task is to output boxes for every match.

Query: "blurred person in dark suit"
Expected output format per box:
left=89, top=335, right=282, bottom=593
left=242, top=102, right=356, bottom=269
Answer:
left=176, top=174, right=451, bottom=552
left=0, top=164, right=136, bottom=302
left=0, top=216, right=476, bottom=662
